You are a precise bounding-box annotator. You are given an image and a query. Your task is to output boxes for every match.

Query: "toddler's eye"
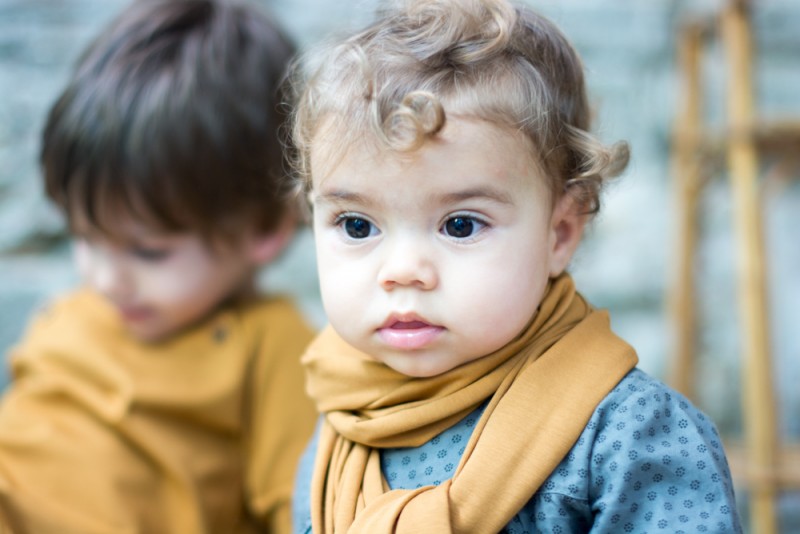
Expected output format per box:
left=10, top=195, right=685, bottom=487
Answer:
left=131, top=247, right=171, bottom=262
left=343, top=217, right=374, bottom=239
left=442, top=216, right=485, bottom=239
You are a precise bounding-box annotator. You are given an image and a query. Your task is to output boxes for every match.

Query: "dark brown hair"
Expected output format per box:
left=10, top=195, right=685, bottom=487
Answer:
left=291, top=0, right=628, bottom=214
left=42, top=0, right=296, bottom=241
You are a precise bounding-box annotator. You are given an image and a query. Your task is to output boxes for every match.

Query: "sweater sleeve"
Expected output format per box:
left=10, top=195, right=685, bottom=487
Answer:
left=243, top=299, right=318, bottom=534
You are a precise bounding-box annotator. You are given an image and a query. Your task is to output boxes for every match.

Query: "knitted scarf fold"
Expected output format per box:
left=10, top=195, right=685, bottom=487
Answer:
left=302, top=274, right=638, bottom=533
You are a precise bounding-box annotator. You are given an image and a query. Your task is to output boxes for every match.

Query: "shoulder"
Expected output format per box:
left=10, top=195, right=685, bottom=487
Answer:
left=237, top=294, right=316, bottom=375
left=559, top=368, right=740, bottom=531
left=29, top=287, right=112, bottom=325
left=12, top=288, right=117, bottom=352
left=3, top=288, right=135, bottom=423
left=574, top=368, right=732, bottom=494
left=588, top=369, right=725, bottom=463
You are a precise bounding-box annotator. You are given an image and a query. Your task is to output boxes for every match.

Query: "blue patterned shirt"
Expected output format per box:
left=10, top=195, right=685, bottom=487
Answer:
left=294, top=369, right=742, bottom=533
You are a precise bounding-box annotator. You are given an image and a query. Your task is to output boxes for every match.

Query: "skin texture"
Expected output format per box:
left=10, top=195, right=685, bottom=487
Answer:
left=310, top=117, right=586, bottom=377
left=72, top=216, right=290, bottom=343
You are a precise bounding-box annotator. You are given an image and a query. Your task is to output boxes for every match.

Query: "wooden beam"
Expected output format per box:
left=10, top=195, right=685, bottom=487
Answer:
left=721, top=1, right=779, bottom=532
left=669, top=23, right=706, bottom=400
left=725, top=442, right=800, bottom=490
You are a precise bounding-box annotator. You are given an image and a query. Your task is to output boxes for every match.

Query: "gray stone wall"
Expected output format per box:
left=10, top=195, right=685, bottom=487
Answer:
left=1, top=0, right=798, bottom=529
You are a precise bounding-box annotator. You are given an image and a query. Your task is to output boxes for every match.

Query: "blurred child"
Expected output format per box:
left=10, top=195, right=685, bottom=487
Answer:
left=0, top=0, right=316, bottom=532
left=289, top=0, right=742, bottom=532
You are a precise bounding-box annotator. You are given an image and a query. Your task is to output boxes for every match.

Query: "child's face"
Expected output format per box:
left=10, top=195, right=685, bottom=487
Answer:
left=72, top=218, right=261, bottom=342
left=310, top=118, right=584, bottom=377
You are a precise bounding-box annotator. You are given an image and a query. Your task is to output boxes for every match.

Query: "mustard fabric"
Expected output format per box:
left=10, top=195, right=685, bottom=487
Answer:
left=302, top=274, right=638, bottom=534
left=0, top=288, right=317, bottom=534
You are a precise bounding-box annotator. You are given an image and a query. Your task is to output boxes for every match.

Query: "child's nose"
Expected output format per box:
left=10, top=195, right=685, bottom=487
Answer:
left=377, top=237, right=438, bottom=291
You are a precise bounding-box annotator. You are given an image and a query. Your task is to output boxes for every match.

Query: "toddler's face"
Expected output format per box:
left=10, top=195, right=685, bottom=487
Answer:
left=310, top=118, right=582, bottom=377
left=72, top=219, right=257, bottom=342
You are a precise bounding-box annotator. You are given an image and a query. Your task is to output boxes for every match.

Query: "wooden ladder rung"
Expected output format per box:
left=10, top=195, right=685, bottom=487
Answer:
left=678, top=120, right=800, bottom=165
left=724, top=442, right=800, bottom=490
left=753, top=120, right=800, bottom=154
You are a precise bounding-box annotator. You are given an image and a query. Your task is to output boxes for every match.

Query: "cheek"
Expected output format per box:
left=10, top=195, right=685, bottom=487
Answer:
left=317, top=256, right=360, bottom=320
left=146, top=270, right=196, bottom=300
left=143, top=253, right=216, bottom=302
left=72, top=242, right=91, bottom=277
left=463, top=275, right=543, bottom=353
left=315, top=234, right=360, bottom=291
left=72, top=241, right=106, bottom=286
left=454, top=247, right=547, bottom=334
left=314, top=242, right=376, bottom=341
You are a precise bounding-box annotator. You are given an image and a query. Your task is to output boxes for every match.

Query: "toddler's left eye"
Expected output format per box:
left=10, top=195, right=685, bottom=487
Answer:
left=343, top=217, right=374, bottom=239
left=442, top=216, right=485, bottom=239
left=131, top=247, right=171, bottom=262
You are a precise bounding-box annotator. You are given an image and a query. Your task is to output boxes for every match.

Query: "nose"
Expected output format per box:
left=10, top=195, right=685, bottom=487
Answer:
left=377, top=236, right=438, bottom=291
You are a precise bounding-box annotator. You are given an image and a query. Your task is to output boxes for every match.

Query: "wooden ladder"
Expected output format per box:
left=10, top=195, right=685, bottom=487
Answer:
left=669, top=1, right=800, bottom=532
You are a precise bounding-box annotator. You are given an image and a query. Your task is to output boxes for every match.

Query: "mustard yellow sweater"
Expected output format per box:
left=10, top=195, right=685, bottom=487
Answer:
left=0, top=289, right=317, bottom=534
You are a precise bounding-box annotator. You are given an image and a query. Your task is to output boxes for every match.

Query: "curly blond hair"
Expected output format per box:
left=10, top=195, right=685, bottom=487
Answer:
left=290, top=0, right=628, bottom=214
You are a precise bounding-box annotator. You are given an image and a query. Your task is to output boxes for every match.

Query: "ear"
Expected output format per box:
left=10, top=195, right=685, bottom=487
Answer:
left=246, top=216, right=296, bottom=266
left=547, top=192, right=588, bottom=277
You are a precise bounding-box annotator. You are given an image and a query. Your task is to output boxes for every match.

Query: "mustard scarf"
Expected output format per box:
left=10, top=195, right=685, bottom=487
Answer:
left=302, top=274, right=638, bottom=533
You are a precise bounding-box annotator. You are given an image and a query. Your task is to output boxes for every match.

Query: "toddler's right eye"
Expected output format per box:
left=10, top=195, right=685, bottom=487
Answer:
left=342, top=217, right=374, bottom=239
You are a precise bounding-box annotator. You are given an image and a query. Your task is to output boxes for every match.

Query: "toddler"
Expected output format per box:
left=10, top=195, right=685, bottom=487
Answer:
left=289, top=0, right=742, bottom=532
left=0, top=1, right=316, bottom=532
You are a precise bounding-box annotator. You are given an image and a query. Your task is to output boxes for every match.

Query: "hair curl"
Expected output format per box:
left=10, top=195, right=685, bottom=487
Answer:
left=290, top=0, right=628, bottom=214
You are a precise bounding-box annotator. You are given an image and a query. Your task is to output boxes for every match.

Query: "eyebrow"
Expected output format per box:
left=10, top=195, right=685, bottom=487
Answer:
left=313, top=189, right=373, bottom=205
left=438, top=186, right=515, bottom=205
left=314, top=186, right=515, bottom=207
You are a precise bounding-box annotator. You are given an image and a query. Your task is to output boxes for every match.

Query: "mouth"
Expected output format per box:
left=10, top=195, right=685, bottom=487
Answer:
left=117, top=305, right=153, bottom=323
left=377, top=314, right=444, bottom=350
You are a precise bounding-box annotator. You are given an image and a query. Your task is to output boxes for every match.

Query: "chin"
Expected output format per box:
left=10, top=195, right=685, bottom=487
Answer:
left=404, top=368, right=447, bottom=379
left=126, top=324, right=174, bottom=344
left=383, top=357, right=451, bottom=379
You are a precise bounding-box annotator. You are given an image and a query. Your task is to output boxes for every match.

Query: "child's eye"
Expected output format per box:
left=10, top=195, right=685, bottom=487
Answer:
left=441, top=215, right=487, bottom=239
left=336, top=215, right=378, bottom=240
left=130, top=246, right=171, bottom=262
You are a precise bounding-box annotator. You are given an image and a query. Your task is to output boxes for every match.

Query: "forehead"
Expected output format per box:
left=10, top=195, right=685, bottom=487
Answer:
left=64, top=180, right=164, bottom=232
left=310, top=117, right=548, bottom=198
left=69, top=208, right=173, bottom=243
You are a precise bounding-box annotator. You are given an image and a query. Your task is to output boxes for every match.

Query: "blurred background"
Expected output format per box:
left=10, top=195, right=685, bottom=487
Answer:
left=0, top=0, right=798, bottom=531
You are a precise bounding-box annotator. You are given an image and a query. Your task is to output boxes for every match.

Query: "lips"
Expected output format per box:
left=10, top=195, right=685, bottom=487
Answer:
left=378, top=314, right=443, bottom=350
left=117, top=305, right=153, bottom=323
left=390, top=320, right=429, bottom=330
